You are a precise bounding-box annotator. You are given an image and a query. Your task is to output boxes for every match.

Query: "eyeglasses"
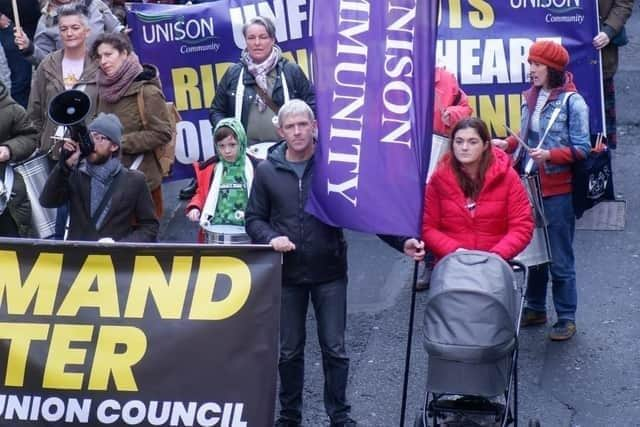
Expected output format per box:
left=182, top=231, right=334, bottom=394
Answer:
left=90, top=132, right=112, bottom=144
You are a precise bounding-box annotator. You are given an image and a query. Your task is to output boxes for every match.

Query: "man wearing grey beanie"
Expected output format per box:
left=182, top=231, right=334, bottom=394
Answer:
left=40, top=112, right=158, bottom=242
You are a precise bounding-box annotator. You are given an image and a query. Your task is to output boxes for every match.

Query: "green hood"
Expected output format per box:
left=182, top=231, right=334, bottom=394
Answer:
left=213, top=118, right=248, bottom=168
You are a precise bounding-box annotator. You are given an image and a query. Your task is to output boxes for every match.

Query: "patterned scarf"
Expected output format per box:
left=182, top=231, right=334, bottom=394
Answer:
left=97, top=53, right=144, bottom=104
left=85, top=157, right=121, bottom=229
left=241, top=45, right=282, bottom=112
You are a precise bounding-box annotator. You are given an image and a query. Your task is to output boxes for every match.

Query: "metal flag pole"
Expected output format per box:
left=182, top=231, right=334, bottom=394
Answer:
left=400, top=260, right=420, bottom=426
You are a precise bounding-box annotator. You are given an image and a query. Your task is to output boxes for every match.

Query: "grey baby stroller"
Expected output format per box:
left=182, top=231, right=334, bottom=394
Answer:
left=415, top=250, right=533, bottom=427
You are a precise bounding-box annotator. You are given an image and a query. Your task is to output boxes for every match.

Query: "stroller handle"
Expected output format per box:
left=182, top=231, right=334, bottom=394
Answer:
left=508, top=259, right=529, bottom=294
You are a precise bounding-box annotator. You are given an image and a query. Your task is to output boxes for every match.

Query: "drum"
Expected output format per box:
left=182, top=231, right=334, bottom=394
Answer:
left=13, top=152, right=56, bottom=239
left=514, top=174, right=552, bottom=266
left=246, top=142, right=277, bottom=161
left=202, top=224, right=251, bottom=245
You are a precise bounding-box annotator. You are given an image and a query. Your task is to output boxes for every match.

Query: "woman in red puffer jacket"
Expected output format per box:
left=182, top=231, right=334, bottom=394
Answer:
left=422, top=117, right=534, bottom=261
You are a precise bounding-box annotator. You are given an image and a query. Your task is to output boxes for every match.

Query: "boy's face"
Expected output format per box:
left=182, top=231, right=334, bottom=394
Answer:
left=216, top=134, right=240, bottom=163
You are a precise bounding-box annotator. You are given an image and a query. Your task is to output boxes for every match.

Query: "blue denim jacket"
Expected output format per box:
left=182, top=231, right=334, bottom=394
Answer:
left=520, top=90, right=591, bottom=175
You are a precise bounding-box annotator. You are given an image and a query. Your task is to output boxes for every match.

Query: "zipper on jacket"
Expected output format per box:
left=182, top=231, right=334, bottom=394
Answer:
left=298, top=177, right=304, bottom=252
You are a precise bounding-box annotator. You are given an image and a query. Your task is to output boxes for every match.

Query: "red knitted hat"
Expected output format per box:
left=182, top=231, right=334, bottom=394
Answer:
left=528, top=40, right=570, bottom=71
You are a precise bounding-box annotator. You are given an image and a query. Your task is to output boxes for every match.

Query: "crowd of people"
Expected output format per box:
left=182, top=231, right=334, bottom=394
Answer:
left=0, top=0, right=635, bottom=426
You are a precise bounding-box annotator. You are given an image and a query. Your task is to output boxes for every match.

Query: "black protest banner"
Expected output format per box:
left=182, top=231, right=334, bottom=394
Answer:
left=0, top=239, right=281, bottom=426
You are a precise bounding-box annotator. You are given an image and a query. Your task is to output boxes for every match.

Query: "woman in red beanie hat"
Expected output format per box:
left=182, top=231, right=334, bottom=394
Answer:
left=493, top=40, right=591, bottom=341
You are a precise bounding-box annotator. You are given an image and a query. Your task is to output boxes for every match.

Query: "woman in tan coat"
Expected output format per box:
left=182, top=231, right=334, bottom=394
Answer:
left=27, top=3, right=98, bottom=161
left=91, top=32, right=171, bottom=218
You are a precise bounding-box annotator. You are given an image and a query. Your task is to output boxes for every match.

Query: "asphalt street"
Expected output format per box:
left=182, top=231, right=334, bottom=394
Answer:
left=157, top=11, right=640, bottom=427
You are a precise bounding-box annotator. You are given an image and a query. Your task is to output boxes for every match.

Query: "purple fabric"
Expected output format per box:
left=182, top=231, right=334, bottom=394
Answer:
left=307, top=1, right=437, bottom=236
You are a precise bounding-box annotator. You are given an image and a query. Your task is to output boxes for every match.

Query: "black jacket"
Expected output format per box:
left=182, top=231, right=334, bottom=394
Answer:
left=245, top=142, right=347, bottom=286
left=39, top=161, right=159, bottom=242
left=0, top=0, right=40, bottom=38
left=209, top=57, right=316, bottom=129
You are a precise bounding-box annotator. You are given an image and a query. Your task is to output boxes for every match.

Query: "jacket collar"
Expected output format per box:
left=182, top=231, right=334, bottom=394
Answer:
left=42, top=49, right=99, bottom=86
left=267, top=140, right=315, bottom=173
left=523, top=71, right=578, bottom=113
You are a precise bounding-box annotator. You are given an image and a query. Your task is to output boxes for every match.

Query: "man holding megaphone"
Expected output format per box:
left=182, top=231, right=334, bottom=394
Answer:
left=39, top=112, right=158, bottom=242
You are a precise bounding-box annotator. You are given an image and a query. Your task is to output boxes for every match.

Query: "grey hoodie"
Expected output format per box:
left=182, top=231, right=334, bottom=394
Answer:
left=0, top=44, right=10, bottom=91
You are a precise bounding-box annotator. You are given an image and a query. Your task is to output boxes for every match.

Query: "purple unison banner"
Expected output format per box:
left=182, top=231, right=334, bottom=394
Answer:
left=127, top=1, right=312, bottom=180
left=437, top=1, right=603, bottom=137
left=307, top=0, right=437, bottom=237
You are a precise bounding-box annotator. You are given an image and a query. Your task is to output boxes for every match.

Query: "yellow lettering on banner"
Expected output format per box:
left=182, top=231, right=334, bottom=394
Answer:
left=172, top=63, right=234, bottom=112
left=0, top=251, right=62, bottom=315
left=189, top=257, right=250, bottom=321
left=506, top=94, right=523, bottom=134
left=441, top=0, right=462, bottom=28
left=200, top=65, right=215, bottom=110
left=88, top=326, right=147, bottom=392
left=124, top=256, right=193, bottom=319
left=0, top=322, right=49, bottom=387
left=172, top=67, right=202, bottom=111
left=42, top=324, right=92, bottom=390
left=214, top=62, right=233, bottom=81
left=468, top=94, right=522, bottom=136
left=57, top=255, right=119, bottom=318
left=468, top=0, right=494, bottom=29
left=282, top=49, right=311, bottom=79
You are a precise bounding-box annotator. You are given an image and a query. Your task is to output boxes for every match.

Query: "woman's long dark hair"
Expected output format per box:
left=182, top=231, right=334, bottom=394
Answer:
left=449, top=117, right=493, bottom=200
left=547, top=68, right=566, bottom=89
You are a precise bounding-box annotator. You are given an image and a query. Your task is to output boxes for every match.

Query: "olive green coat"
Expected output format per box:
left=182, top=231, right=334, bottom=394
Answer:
left=26, top=49, right=99, bottom=159
left=599, top=0, right=634, bottom=79
left=0, top=82, right=39, bottom=236
left=96, top=65, right=172, bottom=191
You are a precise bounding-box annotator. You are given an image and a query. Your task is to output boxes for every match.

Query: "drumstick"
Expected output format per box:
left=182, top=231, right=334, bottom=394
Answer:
left=597, top=132, right=604, bottom=151
left=503, top=124, right=529, bottom=151
left=11, top=0, right=20, bottom=30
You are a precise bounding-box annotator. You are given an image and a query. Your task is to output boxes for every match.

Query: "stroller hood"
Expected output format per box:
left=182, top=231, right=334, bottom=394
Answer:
left=424, top=251, right=518, bottom=363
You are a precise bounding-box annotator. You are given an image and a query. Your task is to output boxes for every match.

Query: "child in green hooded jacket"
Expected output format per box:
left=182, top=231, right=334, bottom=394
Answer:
left=186, top=118, right=255, bottom=243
